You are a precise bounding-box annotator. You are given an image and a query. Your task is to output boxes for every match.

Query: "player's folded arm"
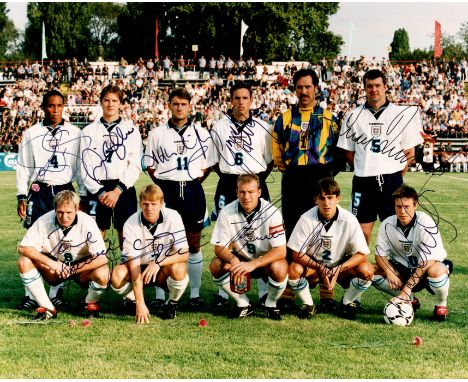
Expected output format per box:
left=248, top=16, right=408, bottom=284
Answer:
left=290, top=249, right=319, bottom=270
left=339, top=251, right=368, bottom=272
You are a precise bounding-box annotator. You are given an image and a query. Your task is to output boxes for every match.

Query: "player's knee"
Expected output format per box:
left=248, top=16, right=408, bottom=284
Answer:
left=427, top=262, right=448, bottom=278
left=92, top=266, right=111, bottom=286
left=209, top=257, right=224, bottom=277
left=268, top=259, right=288, bottom=281
left=357, top=261, right=374, bottom=281
left=170, top=262, right=188, bottom=280
left=17, top=255, right=34, bottom=272
left=288, top=262, right=304, bottom=279
left=110, top=264, right=129, bottom=288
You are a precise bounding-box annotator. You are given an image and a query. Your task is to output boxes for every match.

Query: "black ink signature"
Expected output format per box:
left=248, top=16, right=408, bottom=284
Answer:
left=142, top=126, right=212, bottom=180
left=16, top=129, right=82, bottom=182
left=340, top=102, right=420, bottom=164
left=80, top=125, right=134, bottom=184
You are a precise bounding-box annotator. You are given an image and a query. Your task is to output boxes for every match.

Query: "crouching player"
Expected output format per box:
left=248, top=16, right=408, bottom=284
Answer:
left=17, top=191, right=109, bottom=320
left=373, top=184, right=452, bottom=321
left=209, top=174, right=288, bottom=320
left=111, top=185, right=189, bottom=323
left=287, top=178, right=373, bottom=320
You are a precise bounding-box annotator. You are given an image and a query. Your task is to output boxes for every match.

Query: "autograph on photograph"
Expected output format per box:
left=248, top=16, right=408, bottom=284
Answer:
left=142, top=126, right=211, bottom=180
left=16, top=129, right=81, bottom=181
left=80, top=125, right=134, bottom=184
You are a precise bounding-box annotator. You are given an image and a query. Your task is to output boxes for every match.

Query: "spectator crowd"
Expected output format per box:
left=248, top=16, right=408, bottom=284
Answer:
left=1, top=54, right=468, bottom=171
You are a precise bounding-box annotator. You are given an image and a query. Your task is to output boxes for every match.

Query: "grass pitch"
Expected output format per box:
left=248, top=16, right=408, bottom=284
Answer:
left=0, top=170, right=466, bottom=378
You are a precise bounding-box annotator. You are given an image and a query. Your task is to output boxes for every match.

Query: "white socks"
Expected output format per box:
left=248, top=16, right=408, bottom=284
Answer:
left=167, top=275, right=189, bottom=302
left=188, top=251, right=203, bottom=299
left=343, top=278, right=372, bottom=305
left=85, top=281, right=107, bottom=303
left=213, top=273, right=250, bottom=307
left=428, top=274, right=450, bottom=306
left=288, top=278, right=313, bottom=305
left=265, top=277, right=288, bottom=308
left=20, top=269, right=54, bottom=310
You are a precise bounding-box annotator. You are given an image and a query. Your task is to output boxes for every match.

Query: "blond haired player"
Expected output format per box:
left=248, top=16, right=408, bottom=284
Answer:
left=18, top=191, right=109, bottom=320
left=111, top=185, right=189, bottom=323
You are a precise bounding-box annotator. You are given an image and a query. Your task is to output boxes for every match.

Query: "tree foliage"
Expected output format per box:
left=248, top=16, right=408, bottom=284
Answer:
left=116, top=2, right=343, bottom=62
left=0, top=3, right=10, bottom=59
left=23, top=2, right=91, bottom=60
left=88, top=2, right=123, bottom=59
left=390, top=28, right=411, bottom=60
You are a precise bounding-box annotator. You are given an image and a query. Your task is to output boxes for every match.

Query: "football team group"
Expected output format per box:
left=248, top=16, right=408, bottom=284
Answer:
left=14, top=68, right=452, bottom=323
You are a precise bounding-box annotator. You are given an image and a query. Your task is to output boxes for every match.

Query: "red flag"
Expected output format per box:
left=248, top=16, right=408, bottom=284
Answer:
left=155, top=17, right=159, bottom=58
left=434, top=20, right=442, bottom=58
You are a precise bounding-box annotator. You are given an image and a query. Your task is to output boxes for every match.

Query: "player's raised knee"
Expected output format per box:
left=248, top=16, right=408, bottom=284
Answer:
left=357, top=261, right=374, bottom=281
left=110, top=263, right=129, bottom=287
left=288, top=261, right=305, bottom=279
left=209, top=257, right=225, bottom=276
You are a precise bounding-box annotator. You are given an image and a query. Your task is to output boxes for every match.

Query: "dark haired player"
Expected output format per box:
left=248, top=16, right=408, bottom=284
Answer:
left=287, top=178, right=373, bottom=320
left=337, top=69, right=424, bottom=244
left=272, top=69, right=342, bottom=311
left=373, top=184, right=452, bottom=321
left=16, top=90, right=84, bottom=310
left=209, top=83, right=274, bottom=306
left=144, top=88, right=213, bottom=309
left=80, top=84, right=142, bottom=248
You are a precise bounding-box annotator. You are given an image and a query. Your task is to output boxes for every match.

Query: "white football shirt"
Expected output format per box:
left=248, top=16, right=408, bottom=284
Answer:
left=288, top=205, right=370, bottom=267
left=121, top=207, right=188, bottom=265
left=144, top=122, right=213, bottom=181
left=80, top=118, right=142, bottom=194
left=337, top=103, right=424, bottom=176
left=210, top=198, right=286, bottom=260
left=16, top=121, right=85, bottom=196
left=208, top=116, right=273, bottom=174
left=20, top=210, right=106, bottom=263
left=376, top=211, right=447, bottom=269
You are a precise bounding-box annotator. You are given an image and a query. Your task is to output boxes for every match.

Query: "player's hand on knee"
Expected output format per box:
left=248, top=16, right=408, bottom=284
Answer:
left=142, top=262, right=160, bottom=284
left=387, top=273, right=403, bottom=290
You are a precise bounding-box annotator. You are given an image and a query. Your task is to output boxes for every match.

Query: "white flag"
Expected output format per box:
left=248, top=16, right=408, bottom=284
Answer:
left=240, top=20, right=249, bottom=57
left=41, top=22, right=47, bottom=59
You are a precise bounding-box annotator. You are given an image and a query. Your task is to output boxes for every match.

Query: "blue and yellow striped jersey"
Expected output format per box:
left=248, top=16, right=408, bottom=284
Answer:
left=272, top=106, right=340, bottom=171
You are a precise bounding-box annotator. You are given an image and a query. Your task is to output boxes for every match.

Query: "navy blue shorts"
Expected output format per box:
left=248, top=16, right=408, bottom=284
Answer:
left=155, top=179, right=206, bottom=232
left=351, top=172, right=403, bottom=224
left=139, top=264, right=168, bottom=291
left=86, top=180, right=137, bottom=231
left=213, top=172, right=270, bottom=219
left=389, top=259, right=453, bottom=293
left=24, top=182, right=74, bottom=228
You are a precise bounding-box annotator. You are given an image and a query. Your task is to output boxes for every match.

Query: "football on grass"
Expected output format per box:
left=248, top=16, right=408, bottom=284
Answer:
left=383, top=301, right=414, bottom=326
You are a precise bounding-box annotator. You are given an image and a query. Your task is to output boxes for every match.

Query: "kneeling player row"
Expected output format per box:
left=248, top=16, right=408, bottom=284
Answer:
left=17, top=177, right=452, bottom=323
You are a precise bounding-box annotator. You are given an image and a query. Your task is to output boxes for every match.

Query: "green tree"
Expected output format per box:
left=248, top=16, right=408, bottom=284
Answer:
left=440, top=34, right=465, bottom=60
left=89, top=2, right=123, bottom=60
left=116, top=2, right=342, bottom=62
left=390, top=28, right=410, bottom=60
left=457, top=21, right=468, bottom=53
left=0, top=3, right=11, bottom=59
left=23, top=2, right=91, bottom=60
